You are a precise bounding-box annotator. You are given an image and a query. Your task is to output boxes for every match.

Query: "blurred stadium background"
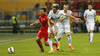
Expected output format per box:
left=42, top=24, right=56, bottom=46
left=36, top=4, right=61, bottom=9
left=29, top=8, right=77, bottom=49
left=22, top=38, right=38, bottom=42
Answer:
left=0, top=0, right=100, bottom=33
left=0, top=0, right=100, bottom=56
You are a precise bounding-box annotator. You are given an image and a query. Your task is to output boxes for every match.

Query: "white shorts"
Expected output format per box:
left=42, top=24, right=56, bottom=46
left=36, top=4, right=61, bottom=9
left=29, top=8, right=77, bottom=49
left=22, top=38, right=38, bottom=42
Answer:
left=57, top=26, right=70, bottom=38
left=86, top=22, right=95, bottom=32
left=48, top=26, right=56, bottom=33
left=48, top=22, right=59, bottom=33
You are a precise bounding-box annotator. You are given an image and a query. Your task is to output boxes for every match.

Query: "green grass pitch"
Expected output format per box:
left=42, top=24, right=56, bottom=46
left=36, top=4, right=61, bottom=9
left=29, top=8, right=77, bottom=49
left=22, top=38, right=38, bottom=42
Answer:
left=0, top=33, right=100, bottom=56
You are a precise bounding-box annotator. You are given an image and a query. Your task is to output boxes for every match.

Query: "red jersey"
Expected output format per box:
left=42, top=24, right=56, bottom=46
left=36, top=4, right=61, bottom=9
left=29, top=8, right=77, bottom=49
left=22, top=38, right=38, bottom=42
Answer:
left=39, top=14, right=48, bottom=30
left=37, top=14, right=48, bottom=42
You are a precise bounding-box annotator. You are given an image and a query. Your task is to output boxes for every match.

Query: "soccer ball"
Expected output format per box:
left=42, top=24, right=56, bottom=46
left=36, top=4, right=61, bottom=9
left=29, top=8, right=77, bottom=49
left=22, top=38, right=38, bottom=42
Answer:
left=8, top=47, right=15, bottom=54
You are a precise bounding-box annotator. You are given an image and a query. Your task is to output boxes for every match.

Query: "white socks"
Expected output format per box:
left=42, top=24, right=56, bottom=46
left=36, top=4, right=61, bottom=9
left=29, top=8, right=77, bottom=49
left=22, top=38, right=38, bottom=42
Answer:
left=47, top=38, right=53, bottom=50
left=53, top=36, right=59, bottom=43
left=68, top=36, right=72, bottom=46
left=90, top=33, right=93, bottom=42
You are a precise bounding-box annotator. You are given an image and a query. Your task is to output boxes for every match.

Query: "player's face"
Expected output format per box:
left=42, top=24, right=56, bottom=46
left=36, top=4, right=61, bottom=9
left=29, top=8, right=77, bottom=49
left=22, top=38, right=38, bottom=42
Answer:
left=40, top=10, right=45, bottom=15
left=88, top=5, right=92, bottom=10
left=63, top=6, right=68, bottom=11
left=52, top=8, right=57, bottom=13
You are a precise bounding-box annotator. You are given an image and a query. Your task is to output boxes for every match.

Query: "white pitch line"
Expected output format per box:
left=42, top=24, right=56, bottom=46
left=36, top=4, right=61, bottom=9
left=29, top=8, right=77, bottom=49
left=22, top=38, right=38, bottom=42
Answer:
left=0, top=39, right=15, bottom=43
left=0, top=38, right=35, bottom=45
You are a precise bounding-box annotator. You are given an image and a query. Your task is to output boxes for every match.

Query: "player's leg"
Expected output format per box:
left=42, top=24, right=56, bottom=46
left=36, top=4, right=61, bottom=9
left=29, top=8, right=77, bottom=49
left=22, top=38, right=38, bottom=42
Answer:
left=65, top=27, right=74, bottom=51
left=47, top=27, right=54, bottom=53
left=50, top=33, right=58, bottom=51
left=52, top=26, right=59, bottom=43
left=86, top=23, right=91, bottom=42
left=66, top=32, right=72, bottom=46
left=36, top=36, right=44, bottom=52
left=89, top=23, right=95, bottom=44
left=90, top=30, right=93, bottom=44
left=66, top=32, right=74, bottom=51
left=48, top=26, right=59, bottom=51
left=56, top=27, right=64, bottom=50
left=47, top=32, right=54, bottom=53
left=86, top=23, right=90, bottom=37
left=44, top=33, right=57, bottom=46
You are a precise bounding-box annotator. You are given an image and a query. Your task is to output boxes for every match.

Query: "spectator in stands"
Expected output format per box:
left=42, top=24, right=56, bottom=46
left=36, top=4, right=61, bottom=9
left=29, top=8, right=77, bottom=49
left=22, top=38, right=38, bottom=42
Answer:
left=4, top=12, right=11, bottom=26
left=93, top=2, right=96, bottom=9
left=71, top=0, right=79, bottom=9
left=33, top=3, right=40, bottom=11
left=12, top=15, right=23, bottom=34
left=55, top=0, right=60, bottom=6
left=81, top=1, right=87, bottom=10
left=96, top=14, right=100, bottom=32
left=96, top=2, right=100, bottom=9
left=12, top=15, right=18, bottom=34
left=87, top=0, right=92, bottom=4
left=45, top=0, right=52, bottom=14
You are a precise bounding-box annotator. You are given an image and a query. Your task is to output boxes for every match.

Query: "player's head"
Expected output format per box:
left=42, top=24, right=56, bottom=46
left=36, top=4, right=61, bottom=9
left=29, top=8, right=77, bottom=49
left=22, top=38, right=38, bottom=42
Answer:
left=40, top=8, right=46, bottom=16
left=52, top=4, right=59, bottom=13
left=63, top=4, right=69, bottom=11
left=88, top=4, right=93, bottom=10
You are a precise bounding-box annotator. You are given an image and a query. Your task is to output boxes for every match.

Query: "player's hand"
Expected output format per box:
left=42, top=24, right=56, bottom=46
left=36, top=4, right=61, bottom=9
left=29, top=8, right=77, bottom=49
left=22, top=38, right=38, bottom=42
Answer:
left=78, top=18, right=81, bottom=21
left=55, top=29, right=58, bottom=33
left=30, top=24, right=34, bottom=28
left=95, top=19, right=97, bottom=23
left=85, top=19, right=87, bottom=22
left=53, top=31, right=56, bottom=35
left=50, top=28, right=53, bottom=32
left=65, top=13, right=70, bottom=17
left=75, top=18, right=80, bottom=22
left=53, top=30, right=57, bottom=35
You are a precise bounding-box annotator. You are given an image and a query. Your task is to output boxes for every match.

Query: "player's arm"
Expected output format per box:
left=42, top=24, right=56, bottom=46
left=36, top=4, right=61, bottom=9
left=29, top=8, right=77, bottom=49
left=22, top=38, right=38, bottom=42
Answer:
left=59, top=15, right=67, bottom=21
left=95, top=15, right=97, bottom=22
left=84, top=11, right=87, bottom=22
left=48, top=18, right=53, bottom=32
left=95, top=11, right=97, bottom=22
left=30, top=20, right=40, bottom=28
left=48, top=10, right=54, bottom=32
left=84, top=16, right=87, bottom=22
left=66, top=14, right=80, bottom=21
left=50, top=20, right=57, bottom=34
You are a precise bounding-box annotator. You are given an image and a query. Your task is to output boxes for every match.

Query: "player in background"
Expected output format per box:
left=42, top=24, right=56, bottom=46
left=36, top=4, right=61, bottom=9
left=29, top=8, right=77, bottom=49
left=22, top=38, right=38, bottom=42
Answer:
left=57, top=4, right=80, bottom=51
left=30, top=8, right=57, bottom=53
left=47, top=4, right=60, bottom=53
left=84, top=4, right=96, bottom=44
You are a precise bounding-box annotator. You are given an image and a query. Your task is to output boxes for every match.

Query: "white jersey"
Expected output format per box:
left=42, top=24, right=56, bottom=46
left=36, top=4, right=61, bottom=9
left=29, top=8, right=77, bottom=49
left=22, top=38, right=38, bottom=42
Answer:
left=48, top=10, right=61, bottom=33
left=48, top=10, right=61, bottom=27
left=84, top=9, right=96, bottom=23
left=59, top=10, right=72, bottom=27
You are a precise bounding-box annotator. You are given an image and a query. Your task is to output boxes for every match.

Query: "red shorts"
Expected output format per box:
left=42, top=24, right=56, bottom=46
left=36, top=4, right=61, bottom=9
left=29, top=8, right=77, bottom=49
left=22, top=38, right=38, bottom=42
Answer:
left=37, top=28, right=48, bottom=42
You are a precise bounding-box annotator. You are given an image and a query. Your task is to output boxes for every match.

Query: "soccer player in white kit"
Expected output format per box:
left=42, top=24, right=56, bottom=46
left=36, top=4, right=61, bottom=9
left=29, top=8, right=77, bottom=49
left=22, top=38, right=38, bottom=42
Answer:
left=47, top=4, right=60, bottom=53
left=57, top=4, right=80, bottom=51
left=84, top=4, right=96, bottom=44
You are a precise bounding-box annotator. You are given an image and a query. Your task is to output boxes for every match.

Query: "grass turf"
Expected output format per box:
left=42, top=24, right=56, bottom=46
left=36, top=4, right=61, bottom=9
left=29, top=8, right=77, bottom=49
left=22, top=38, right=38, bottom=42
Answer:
left=0, top=33, right=100, bottom=56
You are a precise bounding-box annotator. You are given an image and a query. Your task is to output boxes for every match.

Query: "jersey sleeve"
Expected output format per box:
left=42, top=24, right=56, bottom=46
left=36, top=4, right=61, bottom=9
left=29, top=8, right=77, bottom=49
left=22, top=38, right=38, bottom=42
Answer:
left=59, top=11, right=63, bottom=18
left=47, top=10, right=52, bottom=19
left=84, top=10, right=87, bottom=16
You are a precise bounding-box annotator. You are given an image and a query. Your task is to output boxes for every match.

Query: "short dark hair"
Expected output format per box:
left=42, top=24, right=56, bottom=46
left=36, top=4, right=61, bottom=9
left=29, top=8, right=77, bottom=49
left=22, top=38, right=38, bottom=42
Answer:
left=41, top=8, right=46, bottom=12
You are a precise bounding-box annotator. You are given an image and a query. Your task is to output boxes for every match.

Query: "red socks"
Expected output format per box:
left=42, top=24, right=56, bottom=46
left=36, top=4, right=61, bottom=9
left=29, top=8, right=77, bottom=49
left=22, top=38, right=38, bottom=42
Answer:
left=46, top=43, right=57, bottom=46
left=37, top=41, right=44, bottom=50
left=52, top=43, right=57, bottom=46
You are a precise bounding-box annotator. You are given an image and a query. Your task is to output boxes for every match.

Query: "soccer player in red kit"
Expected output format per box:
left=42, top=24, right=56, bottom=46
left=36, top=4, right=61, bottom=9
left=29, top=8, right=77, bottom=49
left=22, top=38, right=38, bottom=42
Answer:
left=30, top=8, right=57, bottom=52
